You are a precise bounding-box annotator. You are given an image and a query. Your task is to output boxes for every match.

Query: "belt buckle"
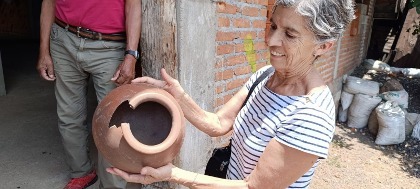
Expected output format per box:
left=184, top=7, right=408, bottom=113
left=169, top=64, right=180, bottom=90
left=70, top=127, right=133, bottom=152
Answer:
left=77, top=26, right=81, bottom=38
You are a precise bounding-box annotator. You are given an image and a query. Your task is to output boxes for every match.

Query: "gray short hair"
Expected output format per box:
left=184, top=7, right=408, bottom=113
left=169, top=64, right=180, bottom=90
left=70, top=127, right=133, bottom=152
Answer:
left=275, top=0, right=355, bottom=43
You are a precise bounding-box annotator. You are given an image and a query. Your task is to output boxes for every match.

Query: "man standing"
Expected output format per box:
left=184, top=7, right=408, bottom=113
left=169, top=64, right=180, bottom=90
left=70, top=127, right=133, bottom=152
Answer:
left=36, top=0, right=142, bottom=188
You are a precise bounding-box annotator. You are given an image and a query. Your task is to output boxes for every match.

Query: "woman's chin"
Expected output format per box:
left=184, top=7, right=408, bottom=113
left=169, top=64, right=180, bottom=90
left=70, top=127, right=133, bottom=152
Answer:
left=270, top=56, right=286, bottom=66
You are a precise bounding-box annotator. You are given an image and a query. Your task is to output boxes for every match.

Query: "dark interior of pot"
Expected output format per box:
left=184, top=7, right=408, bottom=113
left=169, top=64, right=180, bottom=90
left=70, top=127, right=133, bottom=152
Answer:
left=109, top=101, right=172, bottom=145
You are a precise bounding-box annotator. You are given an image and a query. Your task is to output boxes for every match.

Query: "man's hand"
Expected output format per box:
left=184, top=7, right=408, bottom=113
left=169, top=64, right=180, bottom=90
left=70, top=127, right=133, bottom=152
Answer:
left=36, top=53, right=56, bottom=81
left=111, top=55, right=137, bottom=86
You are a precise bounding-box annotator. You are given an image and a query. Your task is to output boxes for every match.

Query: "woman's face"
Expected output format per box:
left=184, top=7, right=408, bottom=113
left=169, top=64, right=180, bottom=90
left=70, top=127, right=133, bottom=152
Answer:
left=266, top=6, right=320, bottom=71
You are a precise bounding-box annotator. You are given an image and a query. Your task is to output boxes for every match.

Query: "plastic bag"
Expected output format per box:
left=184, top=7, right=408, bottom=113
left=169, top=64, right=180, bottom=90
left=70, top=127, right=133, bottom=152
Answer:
left=368, top=110, right=379, bottom=136
left=363, top=59, right=391, bottom=72
left=340, top=91, right=354, bottom=110
left=406, top=113, right=420, bottom=136
left=380, top=90, right=409, bottom=109
left=343, top=76, right=380, bottom=96
left=338, top=105, right=348, bottom=123
left=412, top=123, right=420, bottom=140
left=402, top=68, right=420, bottom=78
left=347, top=94, right=382, bottom=128
left=375, top=101, right=405, bottom=145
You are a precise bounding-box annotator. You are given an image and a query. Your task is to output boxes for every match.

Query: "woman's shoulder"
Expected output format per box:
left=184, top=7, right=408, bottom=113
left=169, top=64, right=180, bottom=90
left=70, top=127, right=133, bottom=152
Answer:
left=245, top=65, right=273, bottom=89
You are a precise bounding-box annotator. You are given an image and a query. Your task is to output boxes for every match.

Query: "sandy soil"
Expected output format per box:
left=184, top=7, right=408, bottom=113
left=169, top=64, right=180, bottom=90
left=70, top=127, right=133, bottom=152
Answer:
left=312, top=124, right=420, bottom=189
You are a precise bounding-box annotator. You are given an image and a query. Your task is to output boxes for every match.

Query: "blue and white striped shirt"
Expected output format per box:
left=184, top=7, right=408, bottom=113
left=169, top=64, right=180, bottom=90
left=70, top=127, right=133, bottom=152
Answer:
left=227, top=66, right=335, bottom=188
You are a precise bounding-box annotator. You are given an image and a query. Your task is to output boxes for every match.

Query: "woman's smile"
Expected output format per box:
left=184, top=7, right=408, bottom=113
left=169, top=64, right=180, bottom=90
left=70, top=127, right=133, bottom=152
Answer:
left=270, top=50, right=285, bottom=57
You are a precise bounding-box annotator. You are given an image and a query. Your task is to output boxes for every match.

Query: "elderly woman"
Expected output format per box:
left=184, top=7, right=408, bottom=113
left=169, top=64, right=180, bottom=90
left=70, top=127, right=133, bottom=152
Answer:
left=107, top=0, right=355, bottom=188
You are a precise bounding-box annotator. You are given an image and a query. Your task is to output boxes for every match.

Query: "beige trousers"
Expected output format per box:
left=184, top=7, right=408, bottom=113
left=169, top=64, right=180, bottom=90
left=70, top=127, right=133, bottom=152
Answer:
left=50, top=23, right=142, bottom=189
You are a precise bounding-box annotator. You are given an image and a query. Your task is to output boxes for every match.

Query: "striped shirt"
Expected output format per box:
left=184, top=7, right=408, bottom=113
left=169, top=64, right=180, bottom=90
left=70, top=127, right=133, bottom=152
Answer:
left=226, top=66, right=336, bottom=188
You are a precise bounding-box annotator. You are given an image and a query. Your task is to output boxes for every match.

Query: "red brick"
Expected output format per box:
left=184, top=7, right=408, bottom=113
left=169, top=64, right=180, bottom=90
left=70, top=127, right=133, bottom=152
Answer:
left=257, top=30, right=266, bottom=39
left=253, top=20, right=266, bottom=28
left=215, top=72, right=223, bottom=81
left=215, top=85, right=224, bottom=94
left=218, top=17, right=230, bottom=27
left=240, top=31, right=257, bottom=39
left=234, top=66, right=251, bottom=76
left=226, top=55, right=247, bottom=66
left=235, top=44, right=245, bottom=53
left=260, top=8, right=268, bottom=17
left=227, top=78, right=247, bottom=91
left=217, top=44, right=234, bottom=55
left=246, top=0, right=267, bottom=5
left=233, top=18, right=251, bottom=28
left=217, top=2, right=238, bottom=14
left=216, top=31, right=238, bottom=41
left=216, top=69, right=235, bottom=81
left=258, top=0, right=269, bottom=5
left=254, top=41, right=267, bottom=50
left=242, top=6, right=260, bottom=17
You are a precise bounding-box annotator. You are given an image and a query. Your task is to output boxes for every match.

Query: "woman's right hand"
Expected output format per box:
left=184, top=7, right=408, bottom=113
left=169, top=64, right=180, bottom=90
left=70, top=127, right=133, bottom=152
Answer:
left=131, top=68, right=185, bottom=100
left=107, top=163, right=175, bottom=185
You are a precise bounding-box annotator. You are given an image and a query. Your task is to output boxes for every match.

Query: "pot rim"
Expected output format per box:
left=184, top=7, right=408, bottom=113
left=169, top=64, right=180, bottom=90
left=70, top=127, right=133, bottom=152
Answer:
left=121, top=89, right=182, bottom=154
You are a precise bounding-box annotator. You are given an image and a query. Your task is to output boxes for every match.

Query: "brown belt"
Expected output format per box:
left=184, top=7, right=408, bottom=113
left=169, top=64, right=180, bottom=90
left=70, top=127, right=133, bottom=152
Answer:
left=55, top=18, right=126, bottom=41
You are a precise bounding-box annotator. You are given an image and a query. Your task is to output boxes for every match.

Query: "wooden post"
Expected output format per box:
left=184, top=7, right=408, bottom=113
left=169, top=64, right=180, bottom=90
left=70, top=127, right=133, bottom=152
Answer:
left=140, top=0, right=177, bottom=80
left=139, top=1, right=177, bottom=188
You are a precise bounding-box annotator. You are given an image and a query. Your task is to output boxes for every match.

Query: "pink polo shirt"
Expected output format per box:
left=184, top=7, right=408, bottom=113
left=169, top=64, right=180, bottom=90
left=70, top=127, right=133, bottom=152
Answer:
left=55, top=0, right=125, bottom=34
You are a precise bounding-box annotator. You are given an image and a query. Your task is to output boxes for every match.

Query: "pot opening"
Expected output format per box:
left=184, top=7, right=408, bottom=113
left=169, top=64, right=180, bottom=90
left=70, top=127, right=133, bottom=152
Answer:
left=109, top=100, right=172, bottom=145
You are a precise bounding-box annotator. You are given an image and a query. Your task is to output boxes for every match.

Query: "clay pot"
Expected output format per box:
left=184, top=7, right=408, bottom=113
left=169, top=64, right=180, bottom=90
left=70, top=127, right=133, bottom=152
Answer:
left=92, top=83, right=185, bottom=173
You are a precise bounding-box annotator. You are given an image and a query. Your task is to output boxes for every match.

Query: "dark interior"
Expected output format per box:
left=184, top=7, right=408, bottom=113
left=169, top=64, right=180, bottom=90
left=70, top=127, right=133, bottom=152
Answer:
left=109, top=101, right=172, bottom=146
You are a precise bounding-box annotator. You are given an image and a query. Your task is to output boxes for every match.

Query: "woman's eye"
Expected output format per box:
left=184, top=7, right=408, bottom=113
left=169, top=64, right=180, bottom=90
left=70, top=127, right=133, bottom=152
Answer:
left=286, top=32, right=295, bottom=39
left=270, top=24, right=277, bottom=30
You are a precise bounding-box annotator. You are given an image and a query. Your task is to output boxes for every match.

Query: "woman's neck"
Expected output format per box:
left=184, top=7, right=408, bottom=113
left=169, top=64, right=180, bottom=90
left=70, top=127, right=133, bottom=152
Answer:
left=267, top=66, right=324, bottom=96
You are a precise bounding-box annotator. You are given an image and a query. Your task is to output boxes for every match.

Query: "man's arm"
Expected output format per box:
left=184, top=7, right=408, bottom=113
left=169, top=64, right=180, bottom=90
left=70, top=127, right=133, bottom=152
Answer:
left=125, top=0, right=142, bottom=53
left=111, top=0, right=142, bottom=86
left=36, top=0, right=56, bottom=81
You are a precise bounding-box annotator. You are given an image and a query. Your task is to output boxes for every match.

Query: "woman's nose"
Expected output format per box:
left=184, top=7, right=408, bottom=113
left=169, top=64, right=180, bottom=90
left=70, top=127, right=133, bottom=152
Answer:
left=266, top=31, right=282, bottom=47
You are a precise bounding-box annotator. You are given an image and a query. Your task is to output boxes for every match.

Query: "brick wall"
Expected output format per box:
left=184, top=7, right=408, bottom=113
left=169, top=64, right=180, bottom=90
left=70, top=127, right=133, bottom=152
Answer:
left=335, top=0, right=376, bottom=79
left=214, top=0, right=375, bottom=109
left=214, top=0, right=270, bottom=109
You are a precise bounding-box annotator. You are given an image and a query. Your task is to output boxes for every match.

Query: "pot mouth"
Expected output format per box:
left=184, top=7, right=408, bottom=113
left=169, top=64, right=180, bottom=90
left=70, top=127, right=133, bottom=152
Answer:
left=118, top=89, right=182, bottom=154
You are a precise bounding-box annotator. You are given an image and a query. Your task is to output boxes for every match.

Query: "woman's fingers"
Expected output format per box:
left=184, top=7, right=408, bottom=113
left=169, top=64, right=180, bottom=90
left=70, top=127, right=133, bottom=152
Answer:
left=107, top=167, right=153, bottom=184
left=160, top=68, right=175, bottom=83
left=131, top=68, right=178, bottom=90
left=132, top=76, right=167, bottom=88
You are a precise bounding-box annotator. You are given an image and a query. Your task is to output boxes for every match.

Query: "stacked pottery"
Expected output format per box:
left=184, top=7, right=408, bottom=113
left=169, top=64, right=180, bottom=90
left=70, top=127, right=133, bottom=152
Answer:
left=92, top=83, right=185, bottom=173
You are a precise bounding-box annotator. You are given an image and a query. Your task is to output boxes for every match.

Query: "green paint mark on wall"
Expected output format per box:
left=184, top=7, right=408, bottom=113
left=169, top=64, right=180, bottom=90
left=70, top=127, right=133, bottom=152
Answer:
left=244, top=34, right=257, bottom=73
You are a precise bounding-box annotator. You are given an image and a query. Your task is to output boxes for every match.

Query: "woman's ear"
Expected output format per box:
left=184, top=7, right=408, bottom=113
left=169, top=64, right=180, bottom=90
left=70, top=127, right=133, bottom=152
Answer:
left=313, top=41, right=335, bottom=57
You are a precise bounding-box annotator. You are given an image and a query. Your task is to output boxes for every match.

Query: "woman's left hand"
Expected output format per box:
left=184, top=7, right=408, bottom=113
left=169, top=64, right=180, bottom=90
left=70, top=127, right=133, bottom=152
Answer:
left=106, top=163, right=175, bottom=185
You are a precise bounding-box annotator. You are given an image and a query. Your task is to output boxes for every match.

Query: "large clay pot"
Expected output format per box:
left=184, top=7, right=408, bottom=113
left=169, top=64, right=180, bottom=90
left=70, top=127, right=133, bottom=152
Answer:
left=92, top=83, right=185, bottom=173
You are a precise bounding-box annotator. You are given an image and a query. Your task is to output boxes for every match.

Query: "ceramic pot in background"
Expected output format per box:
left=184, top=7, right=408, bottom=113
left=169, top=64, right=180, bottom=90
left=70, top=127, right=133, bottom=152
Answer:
left=92, top=83, right=185, bottom=173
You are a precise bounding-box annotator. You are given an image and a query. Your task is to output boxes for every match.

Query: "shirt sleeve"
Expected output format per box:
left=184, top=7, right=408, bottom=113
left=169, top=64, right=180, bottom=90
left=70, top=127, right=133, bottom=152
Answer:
left=274, top=102, right=335, bottom=159
left=245, top=65, right=272, bottom=91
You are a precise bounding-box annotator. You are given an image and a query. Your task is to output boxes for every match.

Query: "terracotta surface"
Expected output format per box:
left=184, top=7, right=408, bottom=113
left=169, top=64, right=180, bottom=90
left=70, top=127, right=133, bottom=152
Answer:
left=92, top=83, right=185, bottom=173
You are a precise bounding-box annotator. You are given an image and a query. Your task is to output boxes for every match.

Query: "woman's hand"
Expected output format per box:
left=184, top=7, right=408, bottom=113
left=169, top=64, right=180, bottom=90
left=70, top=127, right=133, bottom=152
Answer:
left=107, top=163, right=175, bottom=185
left=132, top=68, right=185, bottom=100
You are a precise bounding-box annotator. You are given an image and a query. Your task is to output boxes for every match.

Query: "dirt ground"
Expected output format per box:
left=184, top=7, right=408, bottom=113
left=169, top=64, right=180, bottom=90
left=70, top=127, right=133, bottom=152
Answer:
left=312, top=65, right=420, bottom=189
left=312, top=124, right=420, bottom=189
